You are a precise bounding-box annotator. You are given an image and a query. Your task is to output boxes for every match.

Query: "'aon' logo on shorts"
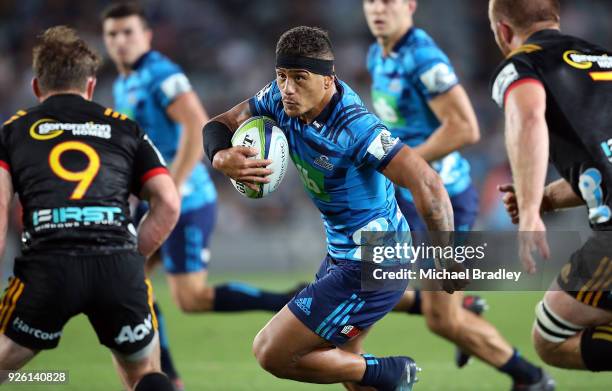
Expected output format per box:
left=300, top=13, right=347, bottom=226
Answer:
left=114, top=314, right=153, bottom=345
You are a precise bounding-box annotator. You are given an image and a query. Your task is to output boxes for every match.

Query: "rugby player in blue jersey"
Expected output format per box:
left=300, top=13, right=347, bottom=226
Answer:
left=204, top=25, right=466, bottom=391
left=364, top=1, right=553, bottom=390
left=101, top=3, right=300, bottom=388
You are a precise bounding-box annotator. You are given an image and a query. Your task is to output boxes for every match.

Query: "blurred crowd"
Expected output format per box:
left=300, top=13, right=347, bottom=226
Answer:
left=1, top=0, right=610, bottom=269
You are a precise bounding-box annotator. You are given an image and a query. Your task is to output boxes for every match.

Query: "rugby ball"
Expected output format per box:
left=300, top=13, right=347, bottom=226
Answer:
left=230, top=116, right=289, bottom=198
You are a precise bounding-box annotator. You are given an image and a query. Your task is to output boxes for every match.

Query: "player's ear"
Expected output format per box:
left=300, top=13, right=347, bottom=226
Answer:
left=408, top=0, right=417, bottom=13
left=31, top=78, right=43, bottom=101
left=499, top=21, right=514, bottom=48
left=323, top=75, right=334, bottom=89
left=85, top=77, right=97, bottom=101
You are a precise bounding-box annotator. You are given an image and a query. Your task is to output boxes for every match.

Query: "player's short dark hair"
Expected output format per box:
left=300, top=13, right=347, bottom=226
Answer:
left=32, top=26, right=101, bottom=94
left=490, top=0, right=560, bottom=31
left=101, top=1, right=148, bottom=27
left=276, top=26, right=334, bottom=60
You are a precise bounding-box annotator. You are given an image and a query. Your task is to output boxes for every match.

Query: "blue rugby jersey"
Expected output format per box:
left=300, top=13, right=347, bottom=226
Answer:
left=367, top=28, right=471, bottom=201
left=113, top=51, right=216, bottom=211
left=249, top=79, right=410, bottom=261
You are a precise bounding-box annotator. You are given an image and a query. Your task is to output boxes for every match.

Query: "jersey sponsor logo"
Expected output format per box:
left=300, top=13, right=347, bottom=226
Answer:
left=160, top=73, right=192, bottom=101
left=578, top=168, right=612, bottom=224
left=372, top=90, right=405, bottom=127
left=12, top=317, right=62, bottom=341
left=366, top=129, right=399, bottom=161
left=314, top=155, right=334, bottom=171
left=563, top=50, right=612, bottom=70
left=29, top=119, right=112, bottom=140
left=114, top=314, right=154, bottom=345
left=294, top=297, right=312, bottom=315
left=492, top=63, right=519, bottom=107
left=292, top=153, right=330, bottom=202
left=419, top=63, right=458, bottom=95
left=601, top=138, right=612, bottom=163
left=32, top=206, right=123, bottom=230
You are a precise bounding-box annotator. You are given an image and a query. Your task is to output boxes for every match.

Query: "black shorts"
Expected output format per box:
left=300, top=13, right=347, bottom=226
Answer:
left=0, top=251, right=157, bottom=354
left=557, top=231, right=612, bottom=311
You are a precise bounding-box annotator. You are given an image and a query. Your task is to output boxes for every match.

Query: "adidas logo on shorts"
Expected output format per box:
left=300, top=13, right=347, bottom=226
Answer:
left=294, top=297, right=312, bottom=315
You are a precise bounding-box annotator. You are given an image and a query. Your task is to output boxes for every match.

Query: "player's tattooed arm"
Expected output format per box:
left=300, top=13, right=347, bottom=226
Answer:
left=414, top=85, right=480, bottom=162
left=383, top=145, right=454, bottom=232
left=0, top=168, right=14, bottom=258
left=205, top=100, right=272, bottom=190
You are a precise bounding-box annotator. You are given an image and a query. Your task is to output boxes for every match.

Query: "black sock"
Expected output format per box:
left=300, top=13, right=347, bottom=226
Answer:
left=498, top=349, right=542, bottom=384
left=407, top=289, right=422, bottom=315
left=135, top=373, right=173, bottom=391
left=213, top=282, right=291, bottom=312
left=581, top=325, right=612, bottom=371
left=153, top=302, right=179, bottom=380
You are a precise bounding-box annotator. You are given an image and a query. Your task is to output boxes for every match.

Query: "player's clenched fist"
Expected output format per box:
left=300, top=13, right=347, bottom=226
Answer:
left=213, top=146, right=273, bottom=191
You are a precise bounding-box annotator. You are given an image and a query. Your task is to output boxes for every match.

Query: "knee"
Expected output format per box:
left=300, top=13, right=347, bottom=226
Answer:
left=532, top=328, right=561, bottom=366
left=424, top=307, right=460, bottom=338
left=252, top=330, right=289, bottom=378
left=172, top=286, right=214, bottom=313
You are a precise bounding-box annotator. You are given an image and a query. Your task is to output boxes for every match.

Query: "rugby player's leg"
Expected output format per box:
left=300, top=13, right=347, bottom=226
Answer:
left=111, top=333, right=168, bottom=390
left=253, top=257, right=418, bottom=390
left=165, top=203, right=298, bottom=313
left=134, top=202, right=182, bottom=386
left=533, top=284, right=612, bottom=370
left=0, top=335, right=37, bottom=379
left=338, top=328, right=377, bottom=391
left=421, top=289, right=546, bottom=386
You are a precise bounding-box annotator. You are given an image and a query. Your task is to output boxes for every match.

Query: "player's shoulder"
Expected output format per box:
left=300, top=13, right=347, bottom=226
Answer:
left=399, top=28, right=451, bottom=71
left=366, top=42, right=381, bottom=70
left=329, top=81, right=381, bottom=147
left=140, top=50, right=183, bottom=79
left=254, top=80, right=282, bottom=105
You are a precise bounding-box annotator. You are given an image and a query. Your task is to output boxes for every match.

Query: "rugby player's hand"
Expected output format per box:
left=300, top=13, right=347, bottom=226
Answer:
left=498, top=183, right=554, bottom=224
left=213, top=147, right=273, bottom=191
left=518, top=216, right=550, bottom=274
left=441, top=262, right=470, bottom=294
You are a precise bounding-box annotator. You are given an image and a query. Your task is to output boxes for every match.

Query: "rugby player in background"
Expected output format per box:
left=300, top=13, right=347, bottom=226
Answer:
left=0, top=26, right=179, bottom=391
left=205, top=25, right=467, bottom=391
left=102, top=3, right=300, bottom=388
left=491, top=0, right=612, bottom=374
left=364, top=1, right=554, bottom=390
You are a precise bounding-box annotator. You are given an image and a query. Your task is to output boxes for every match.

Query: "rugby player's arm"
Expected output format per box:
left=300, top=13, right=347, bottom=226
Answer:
left=383, top=146, right=454, bottom=232
left=166, top=91, right=209, bottom=190
left=205, top=100, right=272, bottom=189
left=137, top=174, right=180, bottom=258
left=0, top=168, right=13, bottom=258
left=413, top=85, right=480, bottom=162
left=504, top=81, right=549, bottom=227
left=543, top=178, right=584, bottom=211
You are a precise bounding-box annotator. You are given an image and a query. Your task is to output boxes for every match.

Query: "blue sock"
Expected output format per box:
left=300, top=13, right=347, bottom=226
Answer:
left=360, top=354, right=404, bottom=391
left=498, top=349, right=541, bottom=384
left=213, top=282, right=291, bottom=312
left=153, top=302, right=179, bottom=380
left=407, top=289, right=422, bottom=315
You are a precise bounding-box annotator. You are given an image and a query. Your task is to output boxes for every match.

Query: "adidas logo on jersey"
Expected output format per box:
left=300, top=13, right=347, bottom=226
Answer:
left=294, top=297, right=312, bottom=315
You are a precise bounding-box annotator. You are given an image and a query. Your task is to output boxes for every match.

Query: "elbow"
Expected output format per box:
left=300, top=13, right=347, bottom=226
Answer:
left=458, top=118, right=480, bottom=145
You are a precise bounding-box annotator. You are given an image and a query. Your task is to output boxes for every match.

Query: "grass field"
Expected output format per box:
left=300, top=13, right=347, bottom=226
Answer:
left=5, top=272, right=612, bottom=391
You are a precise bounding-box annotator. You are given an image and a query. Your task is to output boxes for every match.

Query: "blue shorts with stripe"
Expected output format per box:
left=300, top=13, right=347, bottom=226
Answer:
left=288, top=255, right=407, bottom=346
left=134, top=201, right=216, bottom=274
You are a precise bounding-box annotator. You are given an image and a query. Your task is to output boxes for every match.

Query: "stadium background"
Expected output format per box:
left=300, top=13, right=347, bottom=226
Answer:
left=0, top=0, right=611, bottom=389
